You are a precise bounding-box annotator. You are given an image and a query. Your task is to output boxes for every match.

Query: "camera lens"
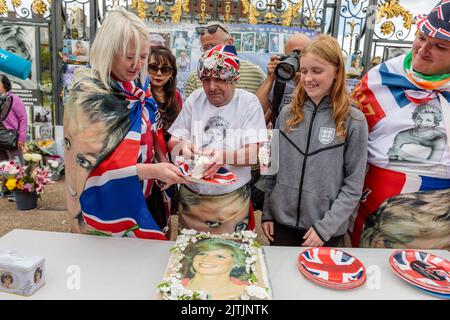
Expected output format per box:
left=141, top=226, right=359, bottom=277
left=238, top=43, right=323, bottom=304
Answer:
left=275, top=53, right=299, bottom=83
left=275, top=63, right=296, bottom=82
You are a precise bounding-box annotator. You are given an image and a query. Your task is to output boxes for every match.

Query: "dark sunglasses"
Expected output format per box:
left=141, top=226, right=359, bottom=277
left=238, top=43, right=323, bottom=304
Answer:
left=196, top=24, right=230, bottom=36
left=148, top=63, right=173, bottom=76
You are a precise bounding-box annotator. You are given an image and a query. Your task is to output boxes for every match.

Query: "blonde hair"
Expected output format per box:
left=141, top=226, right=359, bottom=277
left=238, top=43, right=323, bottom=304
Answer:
left=90, top=7, right=150, bottom=89
left=286, top=35, right=350, bottom=137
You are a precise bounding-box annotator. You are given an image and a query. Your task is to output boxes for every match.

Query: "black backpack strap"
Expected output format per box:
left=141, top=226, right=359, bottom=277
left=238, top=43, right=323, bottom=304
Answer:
left=0, top=95, right=13, bottom=121
left=271, top=80, right=286, bottom=125
left=0, top=95, right=18, bottom=134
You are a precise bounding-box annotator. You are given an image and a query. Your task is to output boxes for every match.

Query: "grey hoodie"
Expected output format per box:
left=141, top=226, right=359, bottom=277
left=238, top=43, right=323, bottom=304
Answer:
left=262, top=96, right=368, bottom=242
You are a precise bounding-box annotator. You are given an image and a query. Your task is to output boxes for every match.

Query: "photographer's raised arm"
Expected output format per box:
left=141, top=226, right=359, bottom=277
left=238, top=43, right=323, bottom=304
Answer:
left=255, top=55, right=280, bottom=118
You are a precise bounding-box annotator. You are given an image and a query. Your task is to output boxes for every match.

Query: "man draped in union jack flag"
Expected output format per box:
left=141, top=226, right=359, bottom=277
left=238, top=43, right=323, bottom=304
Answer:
left=350, top=0, right=450, bottom=250
left=63, top=8, right=188, bottom=239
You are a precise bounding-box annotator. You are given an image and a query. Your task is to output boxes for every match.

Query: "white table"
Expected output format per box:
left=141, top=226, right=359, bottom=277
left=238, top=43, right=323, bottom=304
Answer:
left=0, top=229, right=448, bottom=300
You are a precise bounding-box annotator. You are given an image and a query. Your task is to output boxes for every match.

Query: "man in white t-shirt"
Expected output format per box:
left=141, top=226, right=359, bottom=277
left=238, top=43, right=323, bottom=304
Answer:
left=168, top=44, right=267, bottom=234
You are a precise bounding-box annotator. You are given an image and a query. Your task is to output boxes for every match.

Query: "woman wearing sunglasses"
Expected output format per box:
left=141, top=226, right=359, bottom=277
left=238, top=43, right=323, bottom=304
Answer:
left=147, top=46, right=183, bottom=222
left=148, top=46, right=182, bottom=146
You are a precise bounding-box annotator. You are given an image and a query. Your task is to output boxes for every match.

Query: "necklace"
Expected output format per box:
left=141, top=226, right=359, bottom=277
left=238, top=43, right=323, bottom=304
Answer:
left=410, top=129, right=431, bottom=139
left=153, top=92, right=168, bottom=112
left=158, top=101, right=168, bottom=112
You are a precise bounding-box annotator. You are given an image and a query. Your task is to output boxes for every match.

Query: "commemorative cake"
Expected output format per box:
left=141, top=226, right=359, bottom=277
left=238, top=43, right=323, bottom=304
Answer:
left=157, top=229, right=272, bottom=300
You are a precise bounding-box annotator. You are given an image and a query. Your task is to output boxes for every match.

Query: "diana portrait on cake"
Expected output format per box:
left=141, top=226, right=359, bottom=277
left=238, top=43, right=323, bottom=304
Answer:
left=179, top=238, right=250, bottom=300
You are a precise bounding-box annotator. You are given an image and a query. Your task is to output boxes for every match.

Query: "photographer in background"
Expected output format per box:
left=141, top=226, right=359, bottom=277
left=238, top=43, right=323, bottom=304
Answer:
left=256, top=33, right=311, bottom=125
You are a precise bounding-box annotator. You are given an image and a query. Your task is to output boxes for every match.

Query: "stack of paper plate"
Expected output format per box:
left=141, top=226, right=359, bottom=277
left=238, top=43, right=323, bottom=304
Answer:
left=389, top=249, right=450, bottom=298
left=298, top=247, right=366, bottom=290
left=176, top=159, right=238, bottom=185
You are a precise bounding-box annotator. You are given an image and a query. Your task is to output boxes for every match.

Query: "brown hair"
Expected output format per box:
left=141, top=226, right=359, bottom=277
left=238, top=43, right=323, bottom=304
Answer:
left=149, top=45, right=180, bottom=130
left=286, top=35, right=350, bottom=137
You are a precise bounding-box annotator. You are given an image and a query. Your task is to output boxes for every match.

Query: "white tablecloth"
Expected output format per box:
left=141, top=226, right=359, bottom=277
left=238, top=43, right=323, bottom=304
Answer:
left=0, top=229, right=448, bottom=300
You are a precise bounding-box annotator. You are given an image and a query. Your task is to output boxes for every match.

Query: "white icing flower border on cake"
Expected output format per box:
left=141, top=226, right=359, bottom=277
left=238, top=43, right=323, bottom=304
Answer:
left=157, top=229, right=271, bottom=300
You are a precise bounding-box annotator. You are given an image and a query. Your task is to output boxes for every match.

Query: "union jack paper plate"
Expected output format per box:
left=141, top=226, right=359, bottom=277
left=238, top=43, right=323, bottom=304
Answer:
left=297, top=264, right=364, bottom=290
left=177, top=161, right=238, bottom=185
left=389, top=250, right=450, bottom=294
left=298, top=248, right=366, bottom=290
left=413, top=285, right=450, bottom=299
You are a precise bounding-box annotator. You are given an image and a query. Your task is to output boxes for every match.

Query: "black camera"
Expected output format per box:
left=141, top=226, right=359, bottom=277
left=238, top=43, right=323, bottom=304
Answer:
left=274, top=51, right=300, bottom=83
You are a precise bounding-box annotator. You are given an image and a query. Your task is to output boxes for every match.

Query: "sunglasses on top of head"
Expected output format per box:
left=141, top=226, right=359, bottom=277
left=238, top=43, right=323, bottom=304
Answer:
left=148, top=63, right=173, bottom=76
left=195, top=24, right=230, bottom=36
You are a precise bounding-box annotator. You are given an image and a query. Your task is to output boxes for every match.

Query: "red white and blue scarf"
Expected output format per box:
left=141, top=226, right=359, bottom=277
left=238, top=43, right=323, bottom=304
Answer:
left=80, top=78, right=169, bottom=239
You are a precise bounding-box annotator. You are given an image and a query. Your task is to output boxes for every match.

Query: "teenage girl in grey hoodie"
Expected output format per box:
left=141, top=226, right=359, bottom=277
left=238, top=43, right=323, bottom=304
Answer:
left=262, top=35, right=368, bottom=247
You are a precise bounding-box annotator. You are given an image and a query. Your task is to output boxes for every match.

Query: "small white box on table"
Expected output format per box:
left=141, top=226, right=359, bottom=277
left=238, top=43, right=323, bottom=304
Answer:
left=0, top=250, right=45, bottom=296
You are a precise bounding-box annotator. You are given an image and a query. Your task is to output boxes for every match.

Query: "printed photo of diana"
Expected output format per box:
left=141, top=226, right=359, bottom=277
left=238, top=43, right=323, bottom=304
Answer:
left=0, top=24, right=38, bottom=90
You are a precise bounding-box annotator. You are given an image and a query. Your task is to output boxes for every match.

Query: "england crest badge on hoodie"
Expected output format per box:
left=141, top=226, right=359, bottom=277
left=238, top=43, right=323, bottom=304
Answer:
left=319, top=127, right=335, bottom=145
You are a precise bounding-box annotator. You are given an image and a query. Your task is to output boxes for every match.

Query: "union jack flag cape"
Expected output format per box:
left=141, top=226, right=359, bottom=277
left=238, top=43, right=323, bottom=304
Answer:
left=80, top=78, right=168, bottom=240
left=350, top=53, right=450, bottom=247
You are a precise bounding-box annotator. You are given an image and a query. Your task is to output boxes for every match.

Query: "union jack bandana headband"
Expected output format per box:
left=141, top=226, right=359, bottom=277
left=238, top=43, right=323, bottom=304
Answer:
left=197, top=44, right=240, bottom=84
left=416, top=0, right=450, bottom=41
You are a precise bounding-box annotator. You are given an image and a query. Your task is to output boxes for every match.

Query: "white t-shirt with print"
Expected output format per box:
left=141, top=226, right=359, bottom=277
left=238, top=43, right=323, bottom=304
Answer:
left=169, top=88, right=268, bottom=195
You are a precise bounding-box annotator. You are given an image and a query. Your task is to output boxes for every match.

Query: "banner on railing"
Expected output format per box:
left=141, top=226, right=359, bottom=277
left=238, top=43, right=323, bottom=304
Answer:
left=147, top=22, right=317, bottom=99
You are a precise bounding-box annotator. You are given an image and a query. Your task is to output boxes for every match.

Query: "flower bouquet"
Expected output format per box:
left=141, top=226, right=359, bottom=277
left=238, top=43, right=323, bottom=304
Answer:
left=24, top=140, right=57, bottom=157
left=0, top=154, right=53, bottom=210
left=23, top=140, right=64, bottom=180
left=46, top=158, right=64, bottom=181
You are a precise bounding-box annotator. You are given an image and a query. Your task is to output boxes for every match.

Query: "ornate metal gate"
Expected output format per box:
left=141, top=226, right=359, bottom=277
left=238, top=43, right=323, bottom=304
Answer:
left=0, top=0, right=417, bottom=125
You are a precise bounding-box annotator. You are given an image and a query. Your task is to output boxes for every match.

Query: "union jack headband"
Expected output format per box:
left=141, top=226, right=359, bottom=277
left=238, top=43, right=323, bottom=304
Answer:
left=197, top=44, right=240, bottom=84
left=416, top=0, right=450, bottom=41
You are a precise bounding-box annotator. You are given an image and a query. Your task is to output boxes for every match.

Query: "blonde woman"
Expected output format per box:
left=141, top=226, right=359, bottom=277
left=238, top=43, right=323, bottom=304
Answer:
left=63, top=7, right=187, bottom=239
left=262, top=35, right=368, bottom=247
